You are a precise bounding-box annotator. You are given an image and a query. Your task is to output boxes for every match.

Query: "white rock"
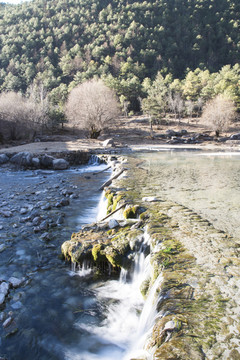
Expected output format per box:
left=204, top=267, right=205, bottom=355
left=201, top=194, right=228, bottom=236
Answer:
left=0, top=293, right=6, bottom=305
left=142, top=196, right=158, bottom=202
left=8, top=277, right=23, bottom=288
left=108, top=219, right=119, bottom=229
left=3, top=317, right=13, bottom=328
left=0, top=282, right=9, bottom=296
left=163, top=320, right=176, bottom=331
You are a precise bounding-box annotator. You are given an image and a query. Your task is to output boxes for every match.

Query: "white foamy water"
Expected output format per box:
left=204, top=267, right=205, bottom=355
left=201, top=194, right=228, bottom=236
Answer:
left=65, top=232, right=162, bottom=360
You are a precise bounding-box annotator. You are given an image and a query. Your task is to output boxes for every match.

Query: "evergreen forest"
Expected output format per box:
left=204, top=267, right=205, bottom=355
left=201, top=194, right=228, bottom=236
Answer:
left=0, top=0, right=239, bottom=116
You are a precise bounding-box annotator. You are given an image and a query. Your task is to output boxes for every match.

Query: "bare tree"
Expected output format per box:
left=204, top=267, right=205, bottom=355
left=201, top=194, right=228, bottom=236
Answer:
left=185, top=100, right=194, bottom=123
left=168, top=92, right=184, bottom=122
left=202, top=94, right=236, bottom=136
left=27, top=81, right=50, bottom=131
left=65, top=79, right=119, bottom=138
left=0, top=91, right=37, bottom=140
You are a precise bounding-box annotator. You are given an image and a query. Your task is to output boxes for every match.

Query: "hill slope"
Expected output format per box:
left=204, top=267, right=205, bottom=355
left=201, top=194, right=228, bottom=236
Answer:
left=0, top=0, right=239, bottom=98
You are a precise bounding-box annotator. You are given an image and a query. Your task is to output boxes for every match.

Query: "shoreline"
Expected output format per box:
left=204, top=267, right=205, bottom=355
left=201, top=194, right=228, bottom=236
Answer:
left=0, top=138, right=240, bottom=157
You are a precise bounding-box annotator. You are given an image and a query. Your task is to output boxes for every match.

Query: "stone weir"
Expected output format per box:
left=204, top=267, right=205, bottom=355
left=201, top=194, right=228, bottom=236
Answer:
left=0, top=150, right=100, bottom=170
left=61, top=155, right=240, bottom=360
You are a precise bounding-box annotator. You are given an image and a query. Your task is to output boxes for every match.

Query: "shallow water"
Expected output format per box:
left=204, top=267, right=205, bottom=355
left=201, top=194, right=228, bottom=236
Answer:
left=137, top=150, right=240, bottom=238
left=0, top=163, right=112, bottom=360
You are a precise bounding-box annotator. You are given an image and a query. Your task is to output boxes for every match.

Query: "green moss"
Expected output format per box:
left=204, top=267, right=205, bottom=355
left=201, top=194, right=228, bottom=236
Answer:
left=92, top=244, right=103, bottom=262
left=112, top=195, right=123, bottom=212
left=123, top=206, right=137, bottom=219
left=140, top=211, right=149, bottom=220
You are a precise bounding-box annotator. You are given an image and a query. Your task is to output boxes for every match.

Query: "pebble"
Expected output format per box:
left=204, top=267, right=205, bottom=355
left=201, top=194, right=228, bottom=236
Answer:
left=11, top=301, right=23, bottom=310
left=3, top=316, right=13, bottom=328
left=20, top=208, right=28, bottom=215
left=40, top=232, right=50, bottom=242
left=0, top=210, right=13, bottom=218
left=41, top=203, right=51, bottom=211
left=39, top=221, right=49, bottom=231
left=0, top=244, right=6, bottom=253
left=60, top=199, right=69, bottom=206
left=57, top=215, right=65, bottom=225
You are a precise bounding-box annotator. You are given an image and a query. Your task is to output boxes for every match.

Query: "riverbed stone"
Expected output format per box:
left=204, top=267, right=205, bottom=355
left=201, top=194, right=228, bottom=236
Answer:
left=40, top=232, right=51, bottom=241
left=8, top=277, right=23, bottom=288
left=39, top=221, right=49, bottom=231
left=41, top=203, right=51, bottom=211
left=53, top=158, right=69, bottom=170
left=0, top=154, right=9, bottom=165
left=57, top=215, right=65, bottom=225
left=40, top=154, right=55, bottom=168
left=0, top=293, right=5, bottom=306
left=0, top=282, right=9, bottom=296
left=32, top=216, right=41, bottom=226
left=108, top=219, right=119, bottom=229
left=60, top=198, right=69, bottom=206
left=3, top=317, right=13, bottom=328
left=0, top=210, right=13, bottom=218
left=10, top=152, right=32, bottom=167
left=20, top=208, right=28, bottom=215
left=31, top=157, right=40, bottom=168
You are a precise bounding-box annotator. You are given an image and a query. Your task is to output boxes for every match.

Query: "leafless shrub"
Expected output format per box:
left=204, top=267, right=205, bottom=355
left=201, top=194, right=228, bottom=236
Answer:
left=202, top=94, right=236, bottom=136
left=65, top=79, right=119, bottom=138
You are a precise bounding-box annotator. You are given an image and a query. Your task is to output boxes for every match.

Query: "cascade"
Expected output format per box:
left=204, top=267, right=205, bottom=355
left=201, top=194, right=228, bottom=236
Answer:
left=71, top=228, right=162, bottom=360
left=88, top=154, right=101, bottom=165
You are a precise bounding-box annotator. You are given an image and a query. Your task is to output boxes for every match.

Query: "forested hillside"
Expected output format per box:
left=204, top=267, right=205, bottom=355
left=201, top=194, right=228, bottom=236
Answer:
left=0, top=0, right=239, bottom=106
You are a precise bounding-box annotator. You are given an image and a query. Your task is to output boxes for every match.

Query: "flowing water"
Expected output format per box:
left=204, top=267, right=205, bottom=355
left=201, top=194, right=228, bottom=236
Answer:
left=0, top=162, right=113, bottom=360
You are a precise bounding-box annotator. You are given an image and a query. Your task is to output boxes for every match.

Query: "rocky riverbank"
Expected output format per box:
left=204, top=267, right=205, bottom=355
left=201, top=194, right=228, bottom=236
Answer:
left=62, top=155, right=240, bottom=359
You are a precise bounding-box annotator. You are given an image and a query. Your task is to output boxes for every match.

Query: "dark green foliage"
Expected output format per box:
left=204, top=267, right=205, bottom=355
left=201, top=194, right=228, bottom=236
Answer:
left=0, top=0, right=239, bottom=101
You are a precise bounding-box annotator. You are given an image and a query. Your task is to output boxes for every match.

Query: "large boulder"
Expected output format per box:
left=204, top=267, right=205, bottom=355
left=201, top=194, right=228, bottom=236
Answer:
left=0, top=154, right=9, bottom=165
left=52, top=158, right=69, bottom=170
left=40, top=154, right=55, bottom=168
left=31, top=157, right=40, bottom=168
left=10, top=152, right=32, bottom=167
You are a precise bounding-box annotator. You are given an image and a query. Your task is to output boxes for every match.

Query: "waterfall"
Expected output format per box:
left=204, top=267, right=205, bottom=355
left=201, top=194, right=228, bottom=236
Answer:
left=70, top=232, right=162, bottom=360
left=96, top=191, right=108, bottom=221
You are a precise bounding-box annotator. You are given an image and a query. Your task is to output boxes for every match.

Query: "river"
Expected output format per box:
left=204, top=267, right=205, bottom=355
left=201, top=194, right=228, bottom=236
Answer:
left=1, top=150, right=240, bottom=360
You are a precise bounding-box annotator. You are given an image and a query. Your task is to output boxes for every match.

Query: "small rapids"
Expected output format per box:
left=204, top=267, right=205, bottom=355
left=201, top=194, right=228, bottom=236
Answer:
left=66, top=233, right=162, bottom=360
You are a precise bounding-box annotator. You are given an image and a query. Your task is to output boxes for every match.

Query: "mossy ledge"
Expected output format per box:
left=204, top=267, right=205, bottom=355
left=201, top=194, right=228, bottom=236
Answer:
left=61, top=156, right=240, bottom=359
